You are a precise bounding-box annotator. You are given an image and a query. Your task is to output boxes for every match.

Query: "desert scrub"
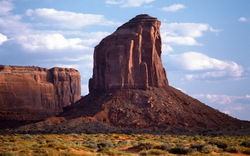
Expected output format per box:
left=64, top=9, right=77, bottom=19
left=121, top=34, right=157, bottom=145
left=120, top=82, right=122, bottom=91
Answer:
left=190, top=143, right=205, bottom=152
left=117, top=140, right=128, bottom=146
left=225, top=145, right=245, bottom=153
left=201, top=144, right=220, bottom=154
left=132, top=142, right=154, bottom=151
left=169, top=147, right=191, bottom=155
left=208, top=141, right=228, bottom=149
left=0, top=134, right=249, bottom=156
left=241, top=141, right=250, bottom=148
left=154, top=143, right=173, bottom=151
left=243, top=148, right=250, bottom=154
left=139, top=149, right=168, bottom=156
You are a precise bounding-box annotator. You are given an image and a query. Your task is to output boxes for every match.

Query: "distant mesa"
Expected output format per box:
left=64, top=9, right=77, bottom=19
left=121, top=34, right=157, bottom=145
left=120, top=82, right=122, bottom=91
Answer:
left=0, top=65, right=81, bottom=128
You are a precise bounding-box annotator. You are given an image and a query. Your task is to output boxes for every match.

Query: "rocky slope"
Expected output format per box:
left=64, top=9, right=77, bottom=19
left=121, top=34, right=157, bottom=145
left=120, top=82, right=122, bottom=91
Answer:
left=0, top=65, right=81, bottom=128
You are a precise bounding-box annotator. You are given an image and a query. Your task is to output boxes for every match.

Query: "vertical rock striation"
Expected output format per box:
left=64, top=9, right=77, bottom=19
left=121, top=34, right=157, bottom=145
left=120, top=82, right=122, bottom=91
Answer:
left=89, top=14, right=168, bottom=92
left=0, top=65, right=81, bottom=121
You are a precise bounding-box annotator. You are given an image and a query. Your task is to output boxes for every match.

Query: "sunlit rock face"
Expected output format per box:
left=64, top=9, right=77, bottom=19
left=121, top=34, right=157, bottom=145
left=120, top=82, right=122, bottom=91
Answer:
left=0, top=65, right=81, bottom=121
left=89, top=14, right=168, bottom=92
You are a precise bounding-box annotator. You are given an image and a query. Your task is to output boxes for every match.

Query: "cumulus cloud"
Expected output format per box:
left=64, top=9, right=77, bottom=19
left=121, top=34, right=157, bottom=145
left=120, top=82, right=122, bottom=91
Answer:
left=168, top=52, right=244, bottom=80
left=162, top=23, right=218, bottom=37
left=0, top=33, right=8, bottom=45
left=193, top=94, right=250, bottom=120
left=16, top=33, right=94, bottom=51
left=26, top=8, right=120, bottom=29
left=105, top=0, right=154, bottom=8
left=44, top=55, right=93, bottom=66
left=239, top=17, right=248, bottom=22
left=165, top=36, right=200, bottom=46
left=161, top=4, right=186, bottom=12
left=161, top=23, right=219, bottom=46
left=0, top=4, right=112, bottom=52
left=162, top=44, right=174, bottom=54
left=0, top=0, right=14, bottom=15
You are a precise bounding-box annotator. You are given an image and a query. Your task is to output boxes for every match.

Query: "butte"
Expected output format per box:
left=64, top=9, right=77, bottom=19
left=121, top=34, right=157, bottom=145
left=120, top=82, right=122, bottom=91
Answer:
left=59, top=14, right=249, bottom=133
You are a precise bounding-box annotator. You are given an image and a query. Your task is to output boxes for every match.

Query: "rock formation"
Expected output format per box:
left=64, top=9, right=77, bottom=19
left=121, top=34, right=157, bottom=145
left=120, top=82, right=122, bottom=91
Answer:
left=48, top=14, right=249, bottom=133
left=0, top=65, right=81, bottom=126
left=89, top=14, right=168, bottom=92
left=3, top=14, right=250, bottom=134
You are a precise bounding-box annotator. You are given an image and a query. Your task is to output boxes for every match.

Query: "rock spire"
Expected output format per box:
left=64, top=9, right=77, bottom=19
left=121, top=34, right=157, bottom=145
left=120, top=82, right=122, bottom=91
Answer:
left=89, top=14, right=168, bottom=92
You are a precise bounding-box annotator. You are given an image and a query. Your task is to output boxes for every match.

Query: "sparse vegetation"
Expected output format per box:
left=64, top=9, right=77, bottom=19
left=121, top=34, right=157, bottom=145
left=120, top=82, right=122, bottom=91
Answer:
left=0, top=133, right=249, bottom=155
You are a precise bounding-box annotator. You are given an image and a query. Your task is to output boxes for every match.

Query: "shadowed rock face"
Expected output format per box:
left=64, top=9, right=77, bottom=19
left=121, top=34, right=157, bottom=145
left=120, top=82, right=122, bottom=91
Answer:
left=0, top=65, right=81, bottom=122
left=89, top=14, right=168, bottom=92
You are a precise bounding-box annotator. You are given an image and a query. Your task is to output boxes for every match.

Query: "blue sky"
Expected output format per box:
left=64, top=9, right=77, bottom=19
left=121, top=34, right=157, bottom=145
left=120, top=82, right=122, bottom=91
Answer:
left=0, top=0, right=249, bottom=121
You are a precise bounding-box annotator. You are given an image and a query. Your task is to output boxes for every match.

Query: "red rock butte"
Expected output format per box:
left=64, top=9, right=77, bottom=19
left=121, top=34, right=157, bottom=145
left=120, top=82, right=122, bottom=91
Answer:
left=89, top=14, right=168, bottom=92
left=0, top=65, right=81, bottom=126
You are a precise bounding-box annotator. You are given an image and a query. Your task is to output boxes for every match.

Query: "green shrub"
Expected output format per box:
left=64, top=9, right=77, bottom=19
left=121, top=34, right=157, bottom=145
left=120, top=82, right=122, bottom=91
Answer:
left=243, top=148, right=250, bottom=154
left=225, top=146, right=240, bottom=153
left=97, top=148, right=118, bottom=155
left=0, top=151, right=21, bottom=156
left=84, top=141, right=98, bottom=149
left=33, top=148, right=60, bottom=156
left=97, top=141, right=114, bottom=149
left=169, top=147, right=190, bottom=154
left=133, top=142, right=154, bottom=151
left=117, top=140, right=128, bottom=146
left=201, top=144, right=220, bottom=154
left=241, top=141, right=250, bottom=148
left=139, top=149, right=168, bottom=156
left=190, top=143, right=205, bottom=151
left=209, top=141, right=228, bottom=149
left=155, top=143, right=172, bottom=151
left=20, top=134, right=34, bottom=141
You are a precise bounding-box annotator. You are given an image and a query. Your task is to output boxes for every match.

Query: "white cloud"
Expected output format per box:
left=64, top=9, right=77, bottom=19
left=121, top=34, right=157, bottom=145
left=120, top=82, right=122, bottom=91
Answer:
left=162, top=44, right=173, bottom=54
left=16, top=33, right=93, bottom=51
left=162, top=23, right=218, bottom=37
left=105, top=0, right=123, bottom=5
left=0, top=0, right=14, bottom=15
left=44, top=55, right=93, bottom=64
left=239, top=17, right=248, bottom=22
left=0, top=7, right=111, bottom=52
left=0, top=33, right=8, bottom=45
left=161, top=23, right=219, bottom=46
left=53, top=64, right=80, bottom=70
left=105, top=0, right=155, bottom=8
left=164, top=36, right=200, bottom=46
left=168, top=52, right=244, bottom=80
left=0, top=14, right=31, bottom=35
left=26, top=8, right=120, bottom=29
left=193, top=94, right=250, bottom=120
left=161, top=4, right=185, bottom=12
left=194, top=94, right=236, bottom=105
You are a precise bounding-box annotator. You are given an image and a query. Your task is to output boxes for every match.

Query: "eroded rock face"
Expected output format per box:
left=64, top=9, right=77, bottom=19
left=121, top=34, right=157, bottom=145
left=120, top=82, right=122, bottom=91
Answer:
left=89, top=14, right=168, bottom=92
left=0, top=65, right=81, bottom=121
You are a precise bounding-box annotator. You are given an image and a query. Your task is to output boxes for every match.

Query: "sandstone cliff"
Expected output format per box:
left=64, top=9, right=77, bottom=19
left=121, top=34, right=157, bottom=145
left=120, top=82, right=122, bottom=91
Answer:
left=0, top=65, right=81, bottom=123
left=89, top=14, right=168, bottom=92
